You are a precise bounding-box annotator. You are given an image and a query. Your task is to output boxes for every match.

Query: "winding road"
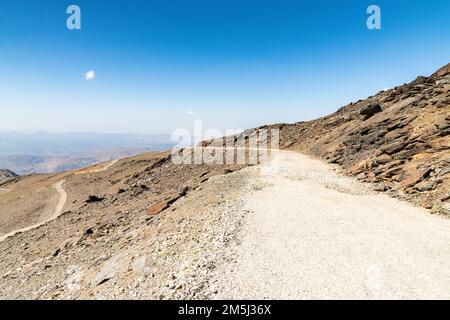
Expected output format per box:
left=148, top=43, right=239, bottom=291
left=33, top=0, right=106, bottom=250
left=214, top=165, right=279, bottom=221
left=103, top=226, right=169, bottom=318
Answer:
left=0, top=180, right=67, bottom=242
left=74, top=159, right=119, bottom=175
left=52, top=179, right=68, bottom=220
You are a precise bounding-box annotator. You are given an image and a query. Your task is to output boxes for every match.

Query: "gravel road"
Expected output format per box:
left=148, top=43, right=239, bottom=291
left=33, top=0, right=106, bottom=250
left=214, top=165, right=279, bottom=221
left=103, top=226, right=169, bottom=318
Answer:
left=216, top=150, right=450, bottom=299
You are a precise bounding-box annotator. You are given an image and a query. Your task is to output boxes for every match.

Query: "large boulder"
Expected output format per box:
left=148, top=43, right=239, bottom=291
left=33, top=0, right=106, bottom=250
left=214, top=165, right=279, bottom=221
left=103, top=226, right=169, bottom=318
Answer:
left=359, top=103, right=382, bottom=120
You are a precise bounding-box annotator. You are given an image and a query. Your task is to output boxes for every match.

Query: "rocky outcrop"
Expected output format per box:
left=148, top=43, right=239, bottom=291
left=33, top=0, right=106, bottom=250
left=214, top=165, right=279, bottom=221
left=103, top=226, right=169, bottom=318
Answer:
left=236, top=63, right=450, bottom=214
left=432, top=63, right=450, bottom=77
left=285, top=64, right=450, bottom=214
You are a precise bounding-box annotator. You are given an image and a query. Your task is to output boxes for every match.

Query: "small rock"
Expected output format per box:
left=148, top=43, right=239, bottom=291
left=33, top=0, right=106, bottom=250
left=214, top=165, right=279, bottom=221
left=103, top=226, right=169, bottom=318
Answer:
left=414, top=180, right=436, bottom=192
left=356, top=172, right=366, bottom=180
left=431, top=137, right=450, bottom=150
left=381, top=140, right=408, bottom=155
left=438, top=167, right=450, bottom=178
left=168, top=281, right=176, bottom=290
left=375, top=154, right=392, bottom=165
left=373, top=184, right=387, bottom=192
left=178, top=186, right=189, bottom=197
left=86, top=195, right=104, bottom=203
left=442, top=203, right=450, bottom=214
left=147, top=201, right=169, bottom=215
left=52, top=248, right=61, bottom=257
left=398, top=167, right=431, bottom=189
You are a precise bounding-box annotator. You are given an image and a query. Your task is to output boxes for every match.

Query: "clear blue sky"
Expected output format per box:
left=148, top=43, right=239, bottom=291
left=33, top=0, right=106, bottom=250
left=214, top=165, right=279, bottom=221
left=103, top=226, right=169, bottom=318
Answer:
left=1, top=0, right=449, bottom=134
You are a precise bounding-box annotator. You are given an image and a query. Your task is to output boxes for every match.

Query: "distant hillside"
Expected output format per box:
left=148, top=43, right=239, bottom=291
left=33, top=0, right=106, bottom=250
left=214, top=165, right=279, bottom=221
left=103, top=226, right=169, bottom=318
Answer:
left=0, top=169, right=18, bottom=185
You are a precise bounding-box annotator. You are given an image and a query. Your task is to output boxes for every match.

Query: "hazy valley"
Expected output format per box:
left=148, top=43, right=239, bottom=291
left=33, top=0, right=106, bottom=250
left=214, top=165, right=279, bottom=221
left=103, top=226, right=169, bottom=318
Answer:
left=0, top=132, right=174, bottom=175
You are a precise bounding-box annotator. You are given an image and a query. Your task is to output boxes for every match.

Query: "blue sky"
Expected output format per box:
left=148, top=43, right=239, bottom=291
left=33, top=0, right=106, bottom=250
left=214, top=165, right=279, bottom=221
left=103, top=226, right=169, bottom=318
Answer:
left=0, top=0, right=449, bottom=134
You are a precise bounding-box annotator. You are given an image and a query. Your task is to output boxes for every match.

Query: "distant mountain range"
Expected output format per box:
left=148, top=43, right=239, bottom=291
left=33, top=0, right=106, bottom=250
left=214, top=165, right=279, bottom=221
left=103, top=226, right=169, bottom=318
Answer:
left=0, top=132, right=175, bottom=175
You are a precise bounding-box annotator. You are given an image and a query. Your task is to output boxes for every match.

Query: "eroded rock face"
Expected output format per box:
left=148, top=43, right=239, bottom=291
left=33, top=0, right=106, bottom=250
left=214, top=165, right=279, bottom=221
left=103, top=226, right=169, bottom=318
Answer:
left=432, top=62, right=450, bottom=77
left=244, top=63, right=450, bottom=214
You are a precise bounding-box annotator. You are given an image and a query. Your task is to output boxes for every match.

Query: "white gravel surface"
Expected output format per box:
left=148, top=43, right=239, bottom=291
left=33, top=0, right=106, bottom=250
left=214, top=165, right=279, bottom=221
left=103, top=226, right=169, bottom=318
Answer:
left=215, top=150, right=450, bottom=299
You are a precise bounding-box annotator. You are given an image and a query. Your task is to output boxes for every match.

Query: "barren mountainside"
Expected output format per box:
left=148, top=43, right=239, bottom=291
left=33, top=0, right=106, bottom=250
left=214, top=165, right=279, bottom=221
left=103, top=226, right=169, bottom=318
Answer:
left=0, top=152, right=244, bottom=299
left=262, top=63, right=450, bottom=214
left=0, top=63, right=449, bottom=299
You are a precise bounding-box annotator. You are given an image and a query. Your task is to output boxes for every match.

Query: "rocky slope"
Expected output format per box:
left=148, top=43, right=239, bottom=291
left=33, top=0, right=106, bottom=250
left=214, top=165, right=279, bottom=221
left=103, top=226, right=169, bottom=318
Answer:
left=243, top=63, right=449, bottom=214
left=0, top=169, right=18, bottom=185
left=0, top=151, right=245, bottom=299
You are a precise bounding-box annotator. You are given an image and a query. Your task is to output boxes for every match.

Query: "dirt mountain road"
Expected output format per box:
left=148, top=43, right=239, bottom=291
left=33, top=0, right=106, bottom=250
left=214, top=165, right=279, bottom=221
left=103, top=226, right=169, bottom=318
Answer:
left=52, top=179, right=67, bottom=219
left=217, top=150, right=450, bottom=299
left=0, top=180, right=67, bottom=242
